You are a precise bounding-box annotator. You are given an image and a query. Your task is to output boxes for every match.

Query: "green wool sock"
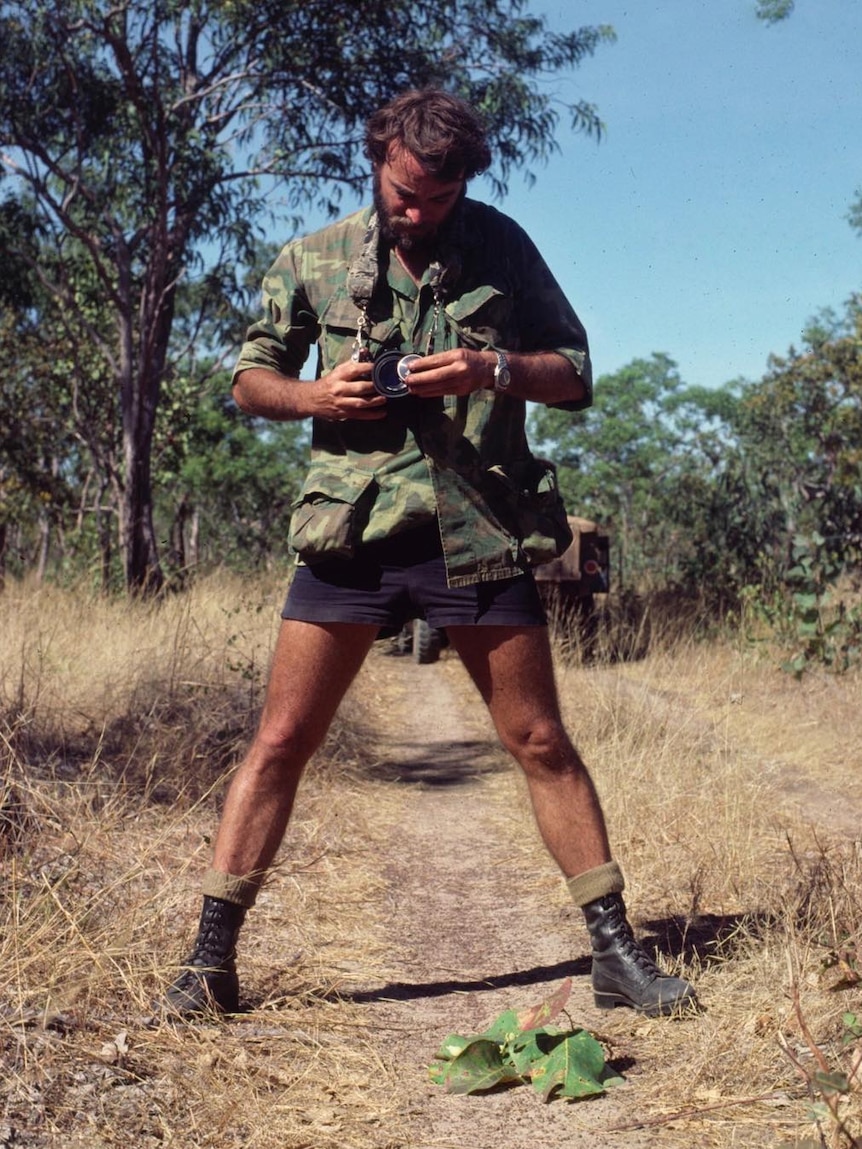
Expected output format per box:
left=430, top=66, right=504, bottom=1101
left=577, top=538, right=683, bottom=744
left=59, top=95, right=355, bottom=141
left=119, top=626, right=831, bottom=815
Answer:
left=565, top=860, right=625, bottom=907
left=201, top=867, right=262, bottom=909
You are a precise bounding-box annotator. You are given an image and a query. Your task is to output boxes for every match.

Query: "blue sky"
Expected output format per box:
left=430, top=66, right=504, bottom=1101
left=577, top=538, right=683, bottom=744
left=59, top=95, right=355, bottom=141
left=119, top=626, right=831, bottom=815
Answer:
left=490, top=1, right=862, bottom=390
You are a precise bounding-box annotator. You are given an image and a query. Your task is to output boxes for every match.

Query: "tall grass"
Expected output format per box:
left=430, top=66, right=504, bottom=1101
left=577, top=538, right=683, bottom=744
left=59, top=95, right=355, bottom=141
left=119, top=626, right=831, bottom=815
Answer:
left=2, top=575, right=861, bottom=1147
left=542, top=597, right=862, bottom=1146
left=1, top=573, right=406, bottom=1148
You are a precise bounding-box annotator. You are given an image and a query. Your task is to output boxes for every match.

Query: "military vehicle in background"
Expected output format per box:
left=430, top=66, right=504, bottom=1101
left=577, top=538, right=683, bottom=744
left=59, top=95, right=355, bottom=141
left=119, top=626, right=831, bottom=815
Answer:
left=533, top=515, right=610, bottom=617
left=396, top=616, right=447, bottom=664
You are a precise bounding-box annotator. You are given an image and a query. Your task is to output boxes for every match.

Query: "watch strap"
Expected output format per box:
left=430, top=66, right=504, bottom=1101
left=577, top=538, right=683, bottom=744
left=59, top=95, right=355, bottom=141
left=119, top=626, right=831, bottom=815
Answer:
left=492, top=350, right=511, bottom=393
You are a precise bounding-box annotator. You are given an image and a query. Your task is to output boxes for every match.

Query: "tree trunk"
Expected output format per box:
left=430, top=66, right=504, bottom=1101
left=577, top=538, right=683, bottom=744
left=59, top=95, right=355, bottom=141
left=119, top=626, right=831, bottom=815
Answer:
left=189, top=508, right=200, bottom=569
left=36, top=513, right=50, bottom=584
left=117, top=242, right=173, bottom=596
left=121, top=421, right=163, bottom=595
left=168, top=494, right=191, bottom=584
left=96, top=481, right=114, bottom=593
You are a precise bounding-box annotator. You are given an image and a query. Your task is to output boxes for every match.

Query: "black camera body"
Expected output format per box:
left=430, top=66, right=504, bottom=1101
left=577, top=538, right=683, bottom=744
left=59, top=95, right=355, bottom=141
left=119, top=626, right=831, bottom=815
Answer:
left=372, top=351, right=421, bottom=398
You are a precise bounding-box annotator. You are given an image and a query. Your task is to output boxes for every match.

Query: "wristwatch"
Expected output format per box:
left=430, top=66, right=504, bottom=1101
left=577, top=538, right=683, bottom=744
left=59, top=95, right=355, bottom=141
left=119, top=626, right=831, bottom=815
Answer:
left=492, top=350, right=511, bottom=393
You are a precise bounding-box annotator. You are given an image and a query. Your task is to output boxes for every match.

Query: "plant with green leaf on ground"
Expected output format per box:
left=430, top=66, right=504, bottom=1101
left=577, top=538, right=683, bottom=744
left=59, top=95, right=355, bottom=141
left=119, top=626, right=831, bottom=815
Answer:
left=429, top=978, right=624, bottom=1102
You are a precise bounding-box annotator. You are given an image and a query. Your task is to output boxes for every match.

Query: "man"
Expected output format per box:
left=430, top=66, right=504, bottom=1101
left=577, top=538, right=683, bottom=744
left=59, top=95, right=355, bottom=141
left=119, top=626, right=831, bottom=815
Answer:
left=163, top=89, right=696, bottom=1019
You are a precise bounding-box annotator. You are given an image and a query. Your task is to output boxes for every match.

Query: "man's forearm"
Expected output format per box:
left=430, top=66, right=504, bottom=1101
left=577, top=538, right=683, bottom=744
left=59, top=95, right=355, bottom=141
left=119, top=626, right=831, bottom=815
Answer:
left=232, top=368, right=318, bottom=421
left=233, top=362, right=389, bottom=424
left=233, top=350, right=589, bottom=419
left=489, top=350, right=589, bottom=406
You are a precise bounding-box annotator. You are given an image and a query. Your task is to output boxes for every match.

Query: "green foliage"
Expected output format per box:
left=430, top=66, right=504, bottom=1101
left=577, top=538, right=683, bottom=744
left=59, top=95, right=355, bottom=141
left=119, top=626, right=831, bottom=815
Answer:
left=678, top=301, right=862, bottom=655
left=725, top=297, right=862, bottom=671
left=780, top=992, right=862, bottom=1148
left=428, top=979, right=623, bottom=1102
left=0, top=273, right=106, bottom=578
left=530, top=296, right=862, bottom=676
left=842, top=1012, right=862, bottom=1046
left=154, top=371, right=308, bottom=572
left=752, top=533, right=862, bottom=677
left=530, top=353, right=745, bottom=594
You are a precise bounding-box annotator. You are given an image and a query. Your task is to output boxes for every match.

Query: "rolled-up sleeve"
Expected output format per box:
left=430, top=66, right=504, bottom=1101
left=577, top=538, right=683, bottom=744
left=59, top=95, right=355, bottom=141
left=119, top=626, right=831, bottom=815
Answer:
left=231, top=241, right=320, bottom=384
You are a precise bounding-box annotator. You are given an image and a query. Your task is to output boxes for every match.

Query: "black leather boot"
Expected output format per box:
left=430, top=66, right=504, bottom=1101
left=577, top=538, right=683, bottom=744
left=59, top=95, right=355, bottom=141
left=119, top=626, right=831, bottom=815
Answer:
left=583, top=892, right=697, bottom=1017
left=161, top=896, right=246, bottom=1017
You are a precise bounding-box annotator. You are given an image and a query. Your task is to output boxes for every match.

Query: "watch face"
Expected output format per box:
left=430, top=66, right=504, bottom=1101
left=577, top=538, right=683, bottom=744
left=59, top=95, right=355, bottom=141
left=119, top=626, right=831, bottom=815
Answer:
left=494, top=355, right=511, bottom=390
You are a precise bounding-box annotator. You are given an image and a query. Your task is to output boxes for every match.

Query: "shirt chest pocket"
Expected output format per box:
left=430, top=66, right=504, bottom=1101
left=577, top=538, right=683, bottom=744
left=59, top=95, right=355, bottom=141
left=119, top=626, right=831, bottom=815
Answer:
left=446, top=284, right=514, bottom=350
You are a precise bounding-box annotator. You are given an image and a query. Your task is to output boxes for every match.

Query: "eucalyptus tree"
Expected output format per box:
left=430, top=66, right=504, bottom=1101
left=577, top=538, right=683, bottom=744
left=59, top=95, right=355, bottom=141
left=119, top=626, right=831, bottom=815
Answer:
left=530, top=353, right=755, bottom=596
left=0, top=0, right=613, bottom=592
left=167, top=374, right=309, bottom=573
left=737, top=297, right=862, bottom=572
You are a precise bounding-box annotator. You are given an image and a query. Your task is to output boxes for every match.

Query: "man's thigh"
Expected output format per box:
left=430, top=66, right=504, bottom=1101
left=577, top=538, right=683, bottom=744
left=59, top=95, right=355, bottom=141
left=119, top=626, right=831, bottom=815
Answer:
left=446, top=625, right=563, bottom=729
left=258, top=618, right=379, bottom=743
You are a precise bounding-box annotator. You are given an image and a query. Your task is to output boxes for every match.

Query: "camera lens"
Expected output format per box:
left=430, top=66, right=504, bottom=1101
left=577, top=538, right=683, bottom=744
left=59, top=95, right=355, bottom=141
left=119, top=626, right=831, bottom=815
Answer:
left=372, top=351, right=420, bottom=398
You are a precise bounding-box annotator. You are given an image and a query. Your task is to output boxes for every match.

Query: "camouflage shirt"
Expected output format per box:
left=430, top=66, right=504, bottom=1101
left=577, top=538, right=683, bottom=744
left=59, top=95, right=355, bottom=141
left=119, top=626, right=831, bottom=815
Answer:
left=232, top=199, right=592, bottom=586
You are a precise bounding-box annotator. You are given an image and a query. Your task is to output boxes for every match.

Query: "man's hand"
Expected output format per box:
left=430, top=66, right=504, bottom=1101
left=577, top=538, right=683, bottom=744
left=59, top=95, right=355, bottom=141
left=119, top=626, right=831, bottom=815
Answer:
left=399, top=347, right=587, bottom=406
left=313, top=359, right=388, bottom=422
left=397, top=348, right=492, bottom=398
left=233, top=346, right=586, bottom=419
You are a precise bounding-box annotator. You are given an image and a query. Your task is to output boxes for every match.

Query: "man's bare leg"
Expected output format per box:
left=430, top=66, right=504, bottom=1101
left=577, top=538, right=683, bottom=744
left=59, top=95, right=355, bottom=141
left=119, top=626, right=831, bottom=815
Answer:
left=447, top=624, right=611, bottom=878
left=448, top=623, right=697, bottom=1016
left=211, top=618, right=379, bottom=880
left=161, top=618, right=378, bottom=1016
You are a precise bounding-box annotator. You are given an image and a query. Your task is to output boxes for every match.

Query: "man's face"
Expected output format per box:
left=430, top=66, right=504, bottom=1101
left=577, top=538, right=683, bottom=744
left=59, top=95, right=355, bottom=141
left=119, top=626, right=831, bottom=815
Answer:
left=373, top=145, right=465, bottom=251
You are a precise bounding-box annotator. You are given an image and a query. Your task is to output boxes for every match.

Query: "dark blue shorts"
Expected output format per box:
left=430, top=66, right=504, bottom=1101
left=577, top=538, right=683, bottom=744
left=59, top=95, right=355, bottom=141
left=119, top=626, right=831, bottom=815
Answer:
left=282, top=523, right=546, bottom=632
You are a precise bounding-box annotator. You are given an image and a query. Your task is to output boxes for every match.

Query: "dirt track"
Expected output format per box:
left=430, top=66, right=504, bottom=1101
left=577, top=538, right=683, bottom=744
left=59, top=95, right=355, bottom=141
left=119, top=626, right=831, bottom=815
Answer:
left=9, top=594, right=862, bottom=1148
left=346, top=650, right=647, bottom=1148
left=335, top=648, right=790, bottom=1149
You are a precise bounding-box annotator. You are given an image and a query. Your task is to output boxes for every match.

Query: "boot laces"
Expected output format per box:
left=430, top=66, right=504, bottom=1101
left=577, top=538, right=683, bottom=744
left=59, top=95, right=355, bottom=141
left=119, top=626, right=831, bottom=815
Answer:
left=605, top=899, right=662, bottom=976
left=188, top=901, right=240, bottom=967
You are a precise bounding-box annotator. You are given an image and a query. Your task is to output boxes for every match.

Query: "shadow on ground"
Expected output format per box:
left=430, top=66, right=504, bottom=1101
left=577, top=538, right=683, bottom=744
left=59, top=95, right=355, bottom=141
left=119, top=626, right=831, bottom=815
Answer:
left=334, top=957, right=593, bottom=1005
left=363, top=738, right=505, bottom=786
left=332, top=910, right=753, bottom=1007
left=640, top=909, right=771, bottom=967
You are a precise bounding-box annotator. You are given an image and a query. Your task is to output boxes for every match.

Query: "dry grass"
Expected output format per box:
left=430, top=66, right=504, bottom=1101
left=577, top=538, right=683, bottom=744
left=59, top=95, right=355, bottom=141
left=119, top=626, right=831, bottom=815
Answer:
left=2, top=575, right=861, bottom=1147
left=545, top=601, right=862, bottom=1147
left=1, top=573, right=410, bottom=1147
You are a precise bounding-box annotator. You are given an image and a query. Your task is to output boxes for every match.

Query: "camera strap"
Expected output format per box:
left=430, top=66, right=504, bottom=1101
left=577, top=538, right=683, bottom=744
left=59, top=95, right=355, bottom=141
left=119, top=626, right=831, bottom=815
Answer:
left=423, top=262, right=447, bottom=354
left=348, top=214, right=379, bottom=361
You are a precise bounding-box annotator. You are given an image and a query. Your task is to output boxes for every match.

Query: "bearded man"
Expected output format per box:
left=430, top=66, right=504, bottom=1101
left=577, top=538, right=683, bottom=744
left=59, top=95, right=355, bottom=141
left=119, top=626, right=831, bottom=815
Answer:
left=161, top=88, right=697, bottom=1021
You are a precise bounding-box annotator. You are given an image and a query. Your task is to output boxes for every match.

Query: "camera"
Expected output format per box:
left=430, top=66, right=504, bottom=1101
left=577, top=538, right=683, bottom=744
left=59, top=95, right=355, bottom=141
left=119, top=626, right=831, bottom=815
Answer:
left=372, top=351, right=421, bottom=398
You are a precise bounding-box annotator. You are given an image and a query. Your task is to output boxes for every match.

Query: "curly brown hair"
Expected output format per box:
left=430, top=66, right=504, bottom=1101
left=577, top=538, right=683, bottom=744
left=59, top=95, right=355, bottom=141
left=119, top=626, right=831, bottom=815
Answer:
left=364, top=89, right=491, bottom=182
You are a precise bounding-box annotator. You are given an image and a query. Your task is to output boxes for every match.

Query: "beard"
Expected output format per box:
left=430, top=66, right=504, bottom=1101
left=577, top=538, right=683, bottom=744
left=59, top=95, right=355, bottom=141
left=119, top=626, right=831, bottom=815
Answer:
left=373, top=178, right=427, bottom=251
left=372, top=174, right=464, bottom=253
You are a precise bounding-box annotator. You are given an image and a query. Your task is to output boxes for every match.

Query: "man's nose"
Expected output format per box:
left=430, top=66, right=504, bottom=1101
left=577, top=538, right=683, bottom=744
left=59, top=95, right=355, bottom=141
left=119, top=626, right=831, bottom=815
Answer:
left=405, top=206, right=425, bottom=224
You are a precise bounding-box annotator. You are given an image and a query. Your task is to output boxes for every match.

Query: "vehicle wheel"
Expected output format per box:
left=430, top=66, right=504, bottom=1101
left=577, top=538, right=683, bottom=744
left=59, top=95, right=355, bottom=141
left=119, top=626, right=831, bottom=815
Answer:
left=413, top=618, right=441, bottom=664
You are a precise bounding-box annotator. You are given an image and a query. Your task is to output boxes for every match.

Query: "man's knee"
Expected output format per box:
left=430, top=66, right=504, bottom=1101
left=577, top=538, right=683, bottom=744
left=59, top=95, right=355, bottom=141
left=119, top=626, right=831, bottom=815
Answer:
left=501, top=715, right=582, bottom=774
left=244, top=714, right=323, bottom=777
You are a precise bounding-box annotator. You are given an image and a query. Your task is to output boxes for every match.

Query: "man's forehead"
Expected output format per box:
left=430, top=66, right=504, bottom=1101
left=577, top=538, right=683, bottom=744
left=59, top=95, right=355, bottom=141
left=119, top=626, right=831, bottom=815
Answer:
left=382, top=143, right=465, bottom=190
